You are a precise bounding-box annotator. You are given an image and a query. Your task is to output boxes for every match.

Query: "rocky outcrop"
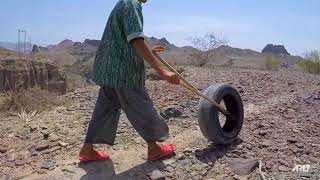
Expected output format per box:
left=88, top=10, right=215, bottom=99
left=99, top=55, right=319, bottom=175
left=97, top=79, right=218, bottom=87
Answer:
left=31, top=45, right=49, bottom=54
left=0, top=59, right=67, bottom=94
left=83, top=39, right=100, bottom=47
left=262, top=44, right=290, bottom=55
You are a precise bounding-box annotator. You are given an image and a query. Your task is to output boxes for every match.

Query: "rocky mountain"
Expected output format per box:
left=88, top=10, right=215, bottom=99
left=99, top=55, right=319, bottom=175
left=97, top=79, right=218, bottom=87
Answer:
left=53, top=39, right=74, bottom=50
left=262, top=44, right=290, bottom=56
left=31, top=37, right=304, bottom=79
left=213, top=45, right=260, bottom=56
left=208, top=45, right=303, bottom=68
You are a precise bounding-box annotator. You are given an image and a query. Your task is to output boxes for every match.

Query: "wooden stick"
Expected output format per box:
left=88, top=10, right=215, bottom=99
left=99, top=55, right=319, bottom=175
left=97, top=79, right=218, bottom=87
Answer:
left=153, top=53, right=230, bottom=117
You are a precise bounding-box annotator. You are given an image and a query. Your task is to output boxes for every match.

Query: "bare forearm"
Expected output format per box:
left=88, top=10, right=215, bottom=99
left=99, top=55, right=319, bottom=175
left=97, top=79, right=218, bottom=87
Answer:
left=131, top=38, right=165, bottom=75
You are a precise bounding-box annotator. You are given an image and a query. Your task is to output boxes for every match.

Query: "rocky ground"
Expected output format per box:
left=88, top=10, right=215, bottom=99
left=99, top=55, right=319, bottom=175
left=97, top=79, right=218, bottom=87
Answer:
left=0, top=67, right=319, bottom=180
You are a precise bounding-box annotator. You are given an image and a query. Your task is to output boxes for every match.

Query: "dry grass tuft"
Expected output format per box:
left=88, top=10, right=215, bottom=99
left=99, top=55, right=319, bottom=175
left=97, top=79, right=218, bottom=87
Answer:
left=264, top=56, right=281, bottom=71
left=0, top=86, right=64, bottom=114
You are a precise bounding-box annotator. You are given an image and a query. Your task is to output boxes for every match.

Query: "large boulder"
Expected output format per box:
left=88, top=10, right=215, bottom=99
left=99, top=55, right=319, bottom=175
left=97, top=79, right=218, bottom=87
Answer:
left=0, top=59, right=67, bottom=94
left=262, top=44, right=290, bottom=56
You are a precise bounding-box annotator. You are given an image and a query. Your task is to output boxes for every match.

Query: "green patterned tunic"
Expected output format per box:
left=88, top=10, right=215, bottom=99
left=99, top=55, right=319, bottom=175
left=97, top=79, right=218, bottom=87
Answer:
left=92, top=0, right=145, bottom=88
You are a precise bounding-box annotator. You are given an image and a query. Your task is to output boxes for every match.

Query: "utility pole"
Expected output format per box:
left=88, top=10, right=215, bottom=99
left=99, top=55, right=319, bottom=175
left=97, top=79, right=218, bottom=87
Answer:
left=18, top=29, right=27, bottom=59
left=28, top=35, right=32, bottom=59
left=18, top=29, right=21, bottom=58
left=22, top=30, right=27, bottom=55
left=29, top=36, right=31, bottom=49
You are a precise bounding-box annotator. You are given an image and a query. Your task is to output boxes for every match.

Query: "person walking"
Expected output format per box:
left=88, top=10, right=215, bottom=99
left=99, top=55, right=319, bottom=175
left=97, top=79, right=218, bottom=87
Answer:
left=78, top=0, right=180, bottom=162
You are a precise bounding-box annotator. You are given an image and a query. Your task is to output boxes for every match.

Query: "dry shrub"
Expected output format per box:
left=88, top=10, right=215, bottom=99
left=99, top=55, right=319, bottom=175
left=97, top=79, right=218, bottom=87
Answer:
left=0, top=86, right=63, bottom=113
left=189, top=33, right=228, bottom=67
left=191, top=51, right=210, bottom=67
left=264, top=56, right=281, bottom=71
left=299, top=50, right=320, bottom=75
left=299, top=60, right=320, bottom=75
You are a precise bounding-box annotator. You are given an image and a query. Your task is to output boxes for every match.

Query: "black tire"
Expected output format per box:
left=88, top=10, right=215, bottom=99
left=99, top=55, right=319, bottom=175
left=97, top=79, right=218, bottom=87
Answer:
left=198, top=83, right=244, bottom=144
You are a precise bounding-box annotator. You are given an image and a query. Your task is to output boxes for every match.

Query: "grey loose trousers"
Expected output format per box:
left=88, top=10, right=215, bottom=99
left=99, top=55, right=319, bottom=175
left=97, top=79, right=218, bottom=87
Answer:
left=84, top=87, right=169, bottom=145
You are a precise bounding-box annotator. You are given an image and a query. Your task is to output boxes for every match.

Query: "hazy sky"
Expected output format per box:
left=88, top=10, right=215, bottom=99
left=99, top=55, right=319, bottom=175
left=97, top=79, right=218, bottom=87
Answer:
left=1, top=0, right=319, bottom=55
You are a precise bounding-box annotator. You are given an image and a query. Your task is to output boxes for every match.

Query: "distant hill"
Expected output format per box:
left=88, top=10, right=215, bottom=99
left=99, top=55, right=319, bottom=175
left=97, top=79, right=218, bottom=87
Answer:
left=0, top=41, right=32, bottom=52
left=31, top=37, right=304, bottom=79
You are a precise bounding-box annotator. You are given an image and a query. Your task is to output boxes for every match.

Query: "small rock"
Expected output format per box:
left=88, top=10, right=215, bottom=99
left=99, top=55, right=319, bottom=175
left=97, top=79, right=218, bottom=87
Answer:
left=228, top=158, right=258, bottom=175
left=278, top=165, right=290, bottom=172
left=30, top=150, right=38, bottom=156
left=295, top=143, right=304, bottom=148
left=49, top=134, right=60, bottom=142
left=61, top=166, right=76, bottom=173
left=67, top=138, right=77, bottom=145
left=166, top=166, right=174, bottom=173
left=56, top=107, right=65, bottom=113
left=183, top=148, right=193, bottom=154
left=36, top=169, right=48, bottom=174
left=287, top=137, right=297, bottom=144
left=36, top=141, right=50, bottom=151
left=15, top=159, right=26, bottom=166
left=59, top=141, right=69, bottom=147
left=163, top=159, right=175, bottom=166
left=195, top=150, right=203, bottom=157
left=160, top=107, right=182, bottom=119
left=42, top=131, right=50, bottom=139
left=29, top=125, right=37, bottom=132
left=260, top=141, right=270, bottom=148
left=42, top=146, right=61, bottom=154
left=41, top=159, right=56, bottom=170
left=233, top=174, right=249, bottom=180
left=149, top=170, right=166, bottom=180
left=0, top=146, right=7, bottom=153
left=258, top=130, right=267, bottom=136
left=176, top=153, right=186, bottom=160
left=278, top=159, right=288, bottom=166
left=7, top=153, right=16, bottom=162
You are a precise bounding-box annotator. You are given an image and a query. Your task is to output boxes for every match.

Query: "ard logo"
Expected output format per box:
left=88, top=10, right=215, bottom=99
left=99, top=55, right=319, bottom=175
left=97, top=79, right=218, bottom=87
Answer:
left=292, top=165, right=311, bottom=172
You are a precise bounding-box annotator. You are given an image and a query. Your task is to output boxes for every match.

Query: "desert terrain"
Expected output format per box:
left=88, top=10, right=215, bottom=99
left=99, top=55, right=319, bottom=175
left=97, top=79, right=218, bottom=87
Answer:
left=0, top=62, right=319, bottom=179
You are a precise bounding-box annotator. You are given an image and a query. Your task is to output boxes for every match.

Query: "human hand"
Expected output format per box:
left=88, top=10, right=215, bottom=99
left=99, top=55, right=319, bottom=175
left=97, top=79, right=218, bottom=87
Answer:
left=160, top=69, right=180, bottom=85
left=152, top=45, right=165, bottom=54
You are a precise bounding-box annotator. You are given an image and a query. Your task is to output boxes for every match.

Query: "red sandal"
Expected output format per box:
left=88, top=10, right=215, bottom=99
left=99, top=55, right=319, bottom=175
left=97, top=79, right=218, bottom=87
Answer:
left=148, top=144, right=176, bottom=161
left=78, top=151, right=110, bottom=162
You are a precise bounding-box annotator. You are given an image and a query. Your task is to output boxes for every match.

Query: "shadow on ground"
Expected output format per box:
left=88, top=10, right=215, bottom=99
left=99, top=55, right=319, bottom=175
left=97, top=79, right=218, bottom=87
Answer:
left=77, top=159, right=165, bottom=180
left=193, top=138, right=242, bottom=176
left=73, top=140, right=241, bottom=179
